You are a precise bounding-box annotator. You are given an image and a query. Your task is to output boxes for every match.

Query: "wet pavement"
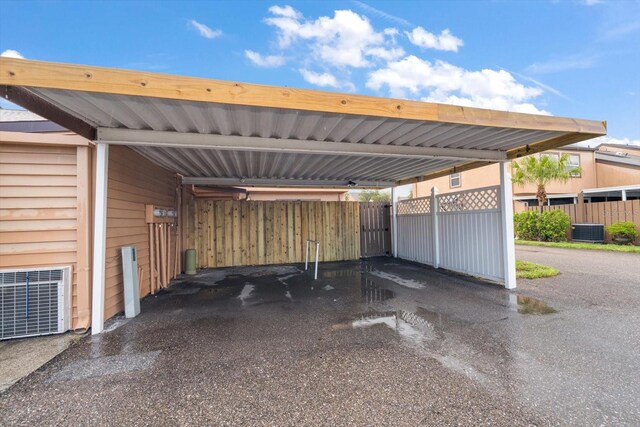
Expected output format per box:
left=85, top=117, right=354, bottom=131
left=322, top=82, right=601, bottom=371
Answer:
left=1, top=253, right=639, bottom=426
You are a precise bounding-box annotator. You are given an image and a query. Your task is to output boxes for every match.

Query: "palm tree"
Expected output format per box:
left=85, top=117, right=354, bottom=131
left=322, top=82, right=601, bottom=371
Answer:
left=511, top=153, right=580, bottom=208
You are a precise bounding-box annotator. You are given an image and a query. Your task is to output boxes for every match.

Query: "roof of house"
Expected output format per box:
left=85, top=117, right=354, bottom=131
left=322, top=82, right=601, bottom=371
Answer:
left=595, top=150, right=640, bottom=167
left=0, top=108, right=67, bottom=132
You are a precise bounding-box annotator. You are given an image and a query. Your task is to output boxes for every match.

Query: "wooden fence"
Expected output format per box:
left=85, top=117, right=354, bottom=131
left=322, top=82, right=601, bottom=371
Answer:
left=188, top=200, right=361, bottom=268
left=526, top=199, right=640, bottom=243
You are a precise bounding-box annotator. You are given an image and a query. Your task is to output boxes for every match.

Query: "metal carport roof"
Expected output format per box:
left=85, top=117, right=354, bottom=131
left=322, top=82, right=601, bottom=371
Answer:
left=0, top=58, right=606, bottom=188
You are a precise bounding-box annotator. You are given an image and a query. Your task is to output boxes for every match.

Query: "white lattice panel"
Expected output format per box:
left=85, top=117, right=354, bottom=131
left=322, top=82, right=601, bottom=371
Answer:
left=437, top=186, right=499, bottom=213
left=397, top=196, right=432, bottom=215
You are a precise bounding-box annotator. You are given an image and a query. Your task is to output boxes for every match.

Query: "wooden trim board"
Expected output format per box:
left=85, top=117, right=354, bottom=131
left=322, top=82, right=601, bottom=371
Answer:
left=0, top=58, right=607, bottom=134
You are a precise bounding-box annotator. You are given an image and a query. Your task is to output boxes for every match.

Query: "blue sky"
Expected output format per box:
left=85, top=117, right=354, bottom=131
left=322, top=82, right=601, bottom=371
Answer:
left=1, top=0, right=638, bottom=146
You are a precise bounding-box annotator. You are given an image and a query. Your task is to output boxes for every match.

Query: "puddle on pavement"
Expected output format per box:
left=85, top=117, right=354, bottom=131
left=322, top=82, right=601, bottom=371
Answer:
left=515, top=295, right=557, bottom=315
left=351, top=309, right=437, bottom=345
left=361, top=277, right=395, bottom=303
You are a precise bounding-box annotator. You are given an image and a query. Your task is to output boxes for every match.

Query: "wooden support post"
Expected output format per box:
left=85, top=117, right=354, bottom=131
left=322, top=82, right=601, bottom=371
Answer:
left=149, top=223, right=155, bottom=294
left=76, top=146, right=92, bottom=330
left=576, top=191, right=585, bottom=224
left=154, top=224, right=161, bottom=289
left=168, top=224, right=172, bottom=280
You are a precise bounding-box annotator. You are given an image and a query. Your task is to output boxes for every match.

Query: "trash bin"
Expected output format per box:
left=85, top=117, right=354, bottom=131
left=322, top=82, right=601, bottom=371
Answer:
left=185, top=249, right=197, bottom=275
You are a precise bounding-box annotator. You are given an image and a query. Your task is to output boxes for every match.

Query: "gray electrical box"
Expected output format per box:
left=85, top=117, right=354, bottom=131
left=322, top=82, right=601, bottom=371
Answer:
left=121, top=246, right=140, bottom=318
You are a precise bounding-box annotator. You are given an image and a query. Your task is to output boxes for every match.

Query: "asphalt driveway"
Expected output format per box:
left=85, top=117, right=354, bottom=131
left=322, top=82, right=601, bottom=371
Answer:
left=1, top=250, right=639, bottom=426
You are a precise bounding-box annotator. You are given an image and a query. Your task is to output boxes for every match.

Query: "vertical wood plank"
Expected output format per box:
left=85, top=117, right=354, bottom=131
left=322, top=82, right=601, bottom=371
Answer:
left=294, top=202, right=302, bottom=262
left=207, top=201, right=214, bottom=267
left=287, top=202, right=295, bottom=263
left=224, top=201, right=233, bottom=266
left=258, top=202, right=265, bottom=265
left=215, top=202, right=224, bottom=267
left=240, top=202, right=248, bottom=265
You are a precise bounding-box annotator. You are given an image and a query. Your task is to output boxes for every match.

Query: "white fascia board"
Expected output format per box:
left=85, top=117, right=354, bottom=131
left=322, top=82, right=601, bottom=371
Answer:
left=582, top=184, right=640, bottom=194
left=96, top=127, right=508, bottom=162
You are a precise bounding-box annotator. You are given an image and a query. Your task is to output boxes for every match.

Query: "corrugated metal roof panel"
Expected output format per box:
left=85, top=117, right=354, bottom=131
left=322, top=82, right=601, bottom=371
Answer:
left=25, top=87, right=573, bottom=186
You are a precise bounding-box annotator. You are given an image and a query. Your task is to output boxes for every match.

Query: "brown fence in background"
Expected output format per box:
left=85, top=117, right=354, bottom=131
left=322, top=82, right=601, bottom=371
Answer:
left=188, top=200, right=361, bottom=268
left=360, top=202, right=392, bottom=257
left=526, top=199, right=640, bottom=243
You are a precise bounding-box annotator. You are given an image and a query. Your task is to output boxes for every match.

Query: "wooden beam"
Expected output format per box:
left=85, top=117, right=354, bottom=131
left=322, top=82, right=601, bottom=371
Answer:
left=96, top=127, right=508, bottom=161
left=0, top=85, right=95, bottom=140
left=1, top=58, right=607, bottom=134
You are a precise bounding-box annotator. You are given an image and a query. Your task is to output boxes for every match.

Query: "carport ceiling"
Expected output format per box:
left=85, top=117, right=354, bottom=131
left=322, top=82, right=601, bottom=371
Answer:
left=0, top=58, right=607, bottom=188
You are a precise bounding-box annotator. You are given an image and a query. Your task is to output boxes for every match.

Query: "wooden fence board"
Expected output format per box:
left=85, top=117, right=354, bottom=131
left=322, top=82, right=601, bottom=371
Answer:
left=526, top=199, right=640, bottom=244
left=191, top=200, right=360, bottom=268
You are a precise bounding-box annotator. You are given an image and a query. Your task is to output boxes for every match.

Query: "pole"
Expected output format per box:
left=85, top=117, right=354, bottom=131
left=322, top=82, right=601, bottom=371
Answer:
left=91, top=143, right=109, bottom=334
left=500, top=161, right=517, bottom=289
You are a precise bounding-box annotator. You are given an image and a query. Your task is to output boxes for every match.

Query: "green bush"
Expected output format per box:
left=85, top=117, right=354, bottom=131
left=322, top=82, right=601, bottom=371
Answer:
left=514, top=211, right=540, bottom=241
left=514, top=210, right=570, bottom=242
left=606, top=221, right=638, bottom=241
left=538, top=210, right=571, bottom=242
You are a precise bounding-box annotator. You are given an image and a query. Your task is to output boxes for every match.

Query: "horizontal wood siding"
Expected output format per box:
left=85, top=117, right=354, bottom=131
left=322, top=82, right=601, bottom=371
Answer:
left=0, top=143, right=81, bottom=327
left=105, top=146, right=176, bottom=320
left=192, top=200, right=360, bottom=268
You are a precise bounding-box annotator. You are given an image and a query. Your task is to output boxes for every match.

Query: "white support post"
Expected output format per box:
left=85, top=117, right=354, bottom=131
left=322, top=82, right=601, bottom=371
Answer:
left=622, top=189, right=627, bottom=201
left=91, top=143, right=109, bottom=334
left=500, top=162, right=517, bottom=289
left=391, top=187, right=398, bottom=258
left=431, top=187, right=440, bottom=269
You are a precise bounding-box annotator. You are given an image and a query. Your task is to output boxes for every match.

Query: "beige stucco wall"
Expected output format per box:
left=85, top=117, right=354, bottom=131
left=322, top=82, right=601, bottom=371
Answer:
left=414, top=149, right=600, bottom=198
left=595, top=162, right=640, bottom=188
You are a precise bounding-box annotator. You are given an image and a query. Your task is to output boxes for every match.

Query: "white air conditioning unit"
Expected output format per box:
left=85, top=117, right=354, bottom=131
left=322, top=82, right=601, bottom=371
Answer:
left=0, top=266, right=71, bottom=340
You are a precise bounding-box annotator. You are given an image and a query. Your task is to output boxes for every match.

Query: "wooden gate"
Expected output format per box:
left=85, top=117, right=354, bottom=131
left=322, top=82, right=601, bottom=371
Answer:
left=187, top=200, right=361, bottom=268
left=360, top=202, right=392, bottom=257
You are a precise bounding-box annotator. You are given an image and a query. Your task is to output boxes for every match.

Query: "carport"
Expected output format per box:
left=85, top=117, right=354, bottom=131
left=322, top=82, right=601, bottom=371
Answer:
left=0, top=58, right=606, bottom=334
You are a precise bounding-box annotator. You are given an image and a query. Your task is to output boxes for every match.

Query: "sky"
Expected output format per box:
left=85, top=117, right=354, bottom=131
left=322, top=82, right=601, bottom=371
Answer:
left=0, top=0, right=639, bottom=148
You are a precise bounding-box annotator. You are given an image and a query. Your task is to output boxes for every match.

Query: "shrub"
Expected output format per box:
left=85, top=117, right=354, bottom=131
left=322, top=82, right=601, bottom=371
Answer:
left=606, top=221, right=638, bottom=242
left=538, top=210, right=571, bottom=242
left=514, top=210, right=571, bottom=242
left=514, top=211, right=540, bottom=241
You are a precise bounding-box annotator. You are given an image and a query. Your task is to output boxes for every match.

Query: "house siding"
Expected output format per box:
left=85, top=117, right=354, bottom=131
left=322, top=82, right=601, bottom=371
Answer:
left=0, top=140, right=91, bottom=329
left=104, top=146, right=176, bottom=320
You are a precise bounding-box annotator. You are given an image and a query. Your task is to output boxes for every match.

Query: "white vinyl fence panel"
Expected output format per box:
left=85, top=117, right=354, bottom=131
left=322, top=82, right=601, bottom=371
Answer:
left=397, top=196, right=434, bottom=265
left=397, top=186, right=505, bottom=283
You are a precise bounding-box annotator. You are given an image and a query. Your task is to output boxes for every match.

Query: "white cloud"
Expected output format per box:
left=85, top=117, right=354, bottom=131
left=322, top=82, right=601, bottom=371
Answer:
left=268, top=5, right=302, bottom=19
left=300, top=69, right=340, bottom=88
left=244, top=50, right=286, bottom=67
left=299, top=69, right=356, bottom=91
left=264, top=7, right=401, bottom=68
left=366, top=55, right=549, bottom=114
left=188, top=20, right=222, bottom=39
left=405, top=27, right=463, bottom=52
left=1, top=49, right=24, bottom=59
